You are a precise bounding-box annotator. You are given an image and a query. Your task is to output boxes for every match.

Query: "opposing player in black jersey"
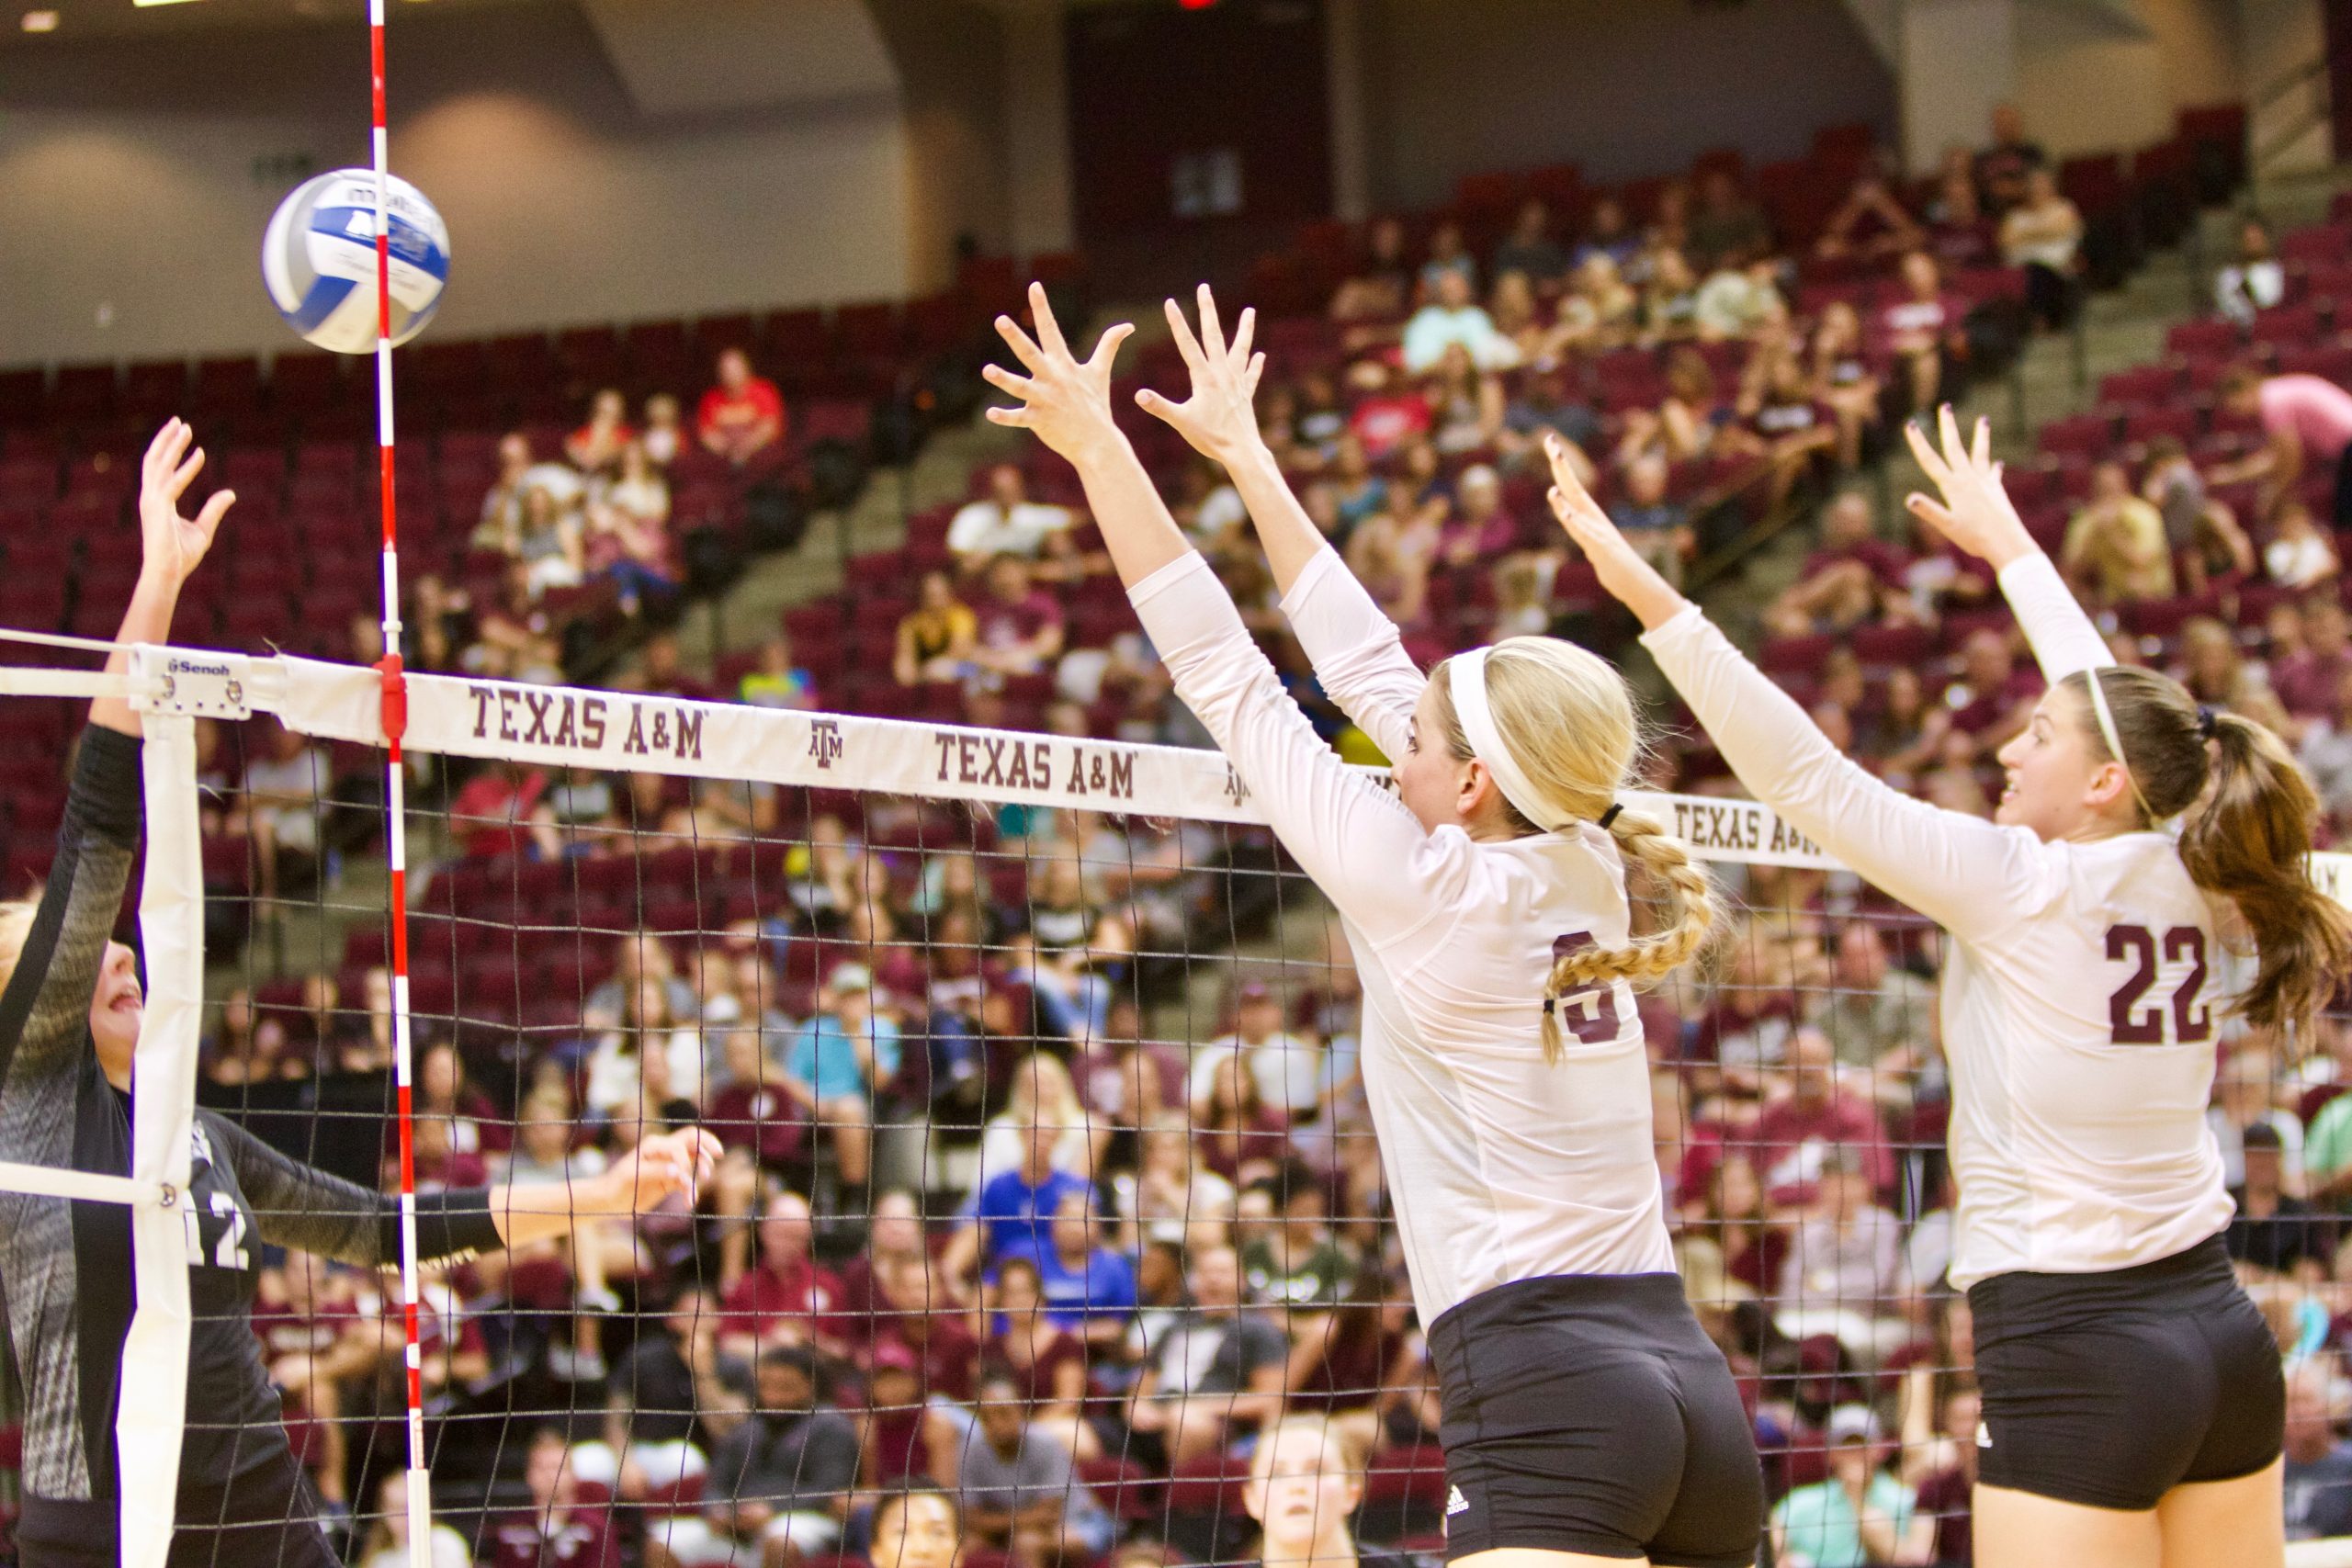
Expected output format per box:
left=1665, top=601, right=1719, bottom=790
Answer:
left=0, top=420, right=720, bottom=1568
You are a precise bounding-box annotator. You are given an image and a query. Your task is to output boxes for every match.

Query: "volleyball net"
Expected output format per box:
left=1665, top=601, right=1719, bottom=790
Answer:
left=4, top=638, right=2349, bottom=1568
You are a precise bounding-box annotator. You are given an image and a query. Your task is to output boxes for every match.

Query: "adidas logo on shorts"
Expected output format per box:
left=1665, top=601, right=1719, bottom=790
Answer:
left=1446, top=1485, right=1469, bottom=1517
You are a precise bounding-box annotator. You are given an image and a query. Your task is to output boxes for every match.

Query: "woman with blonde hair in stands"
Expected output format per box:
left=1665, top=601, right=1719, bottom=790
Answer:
left=1549, top=406, right=2352, bottom=1568
left=982, top=281, right=1758, bottom=1568
left=1242, top=1417, right=1419, bottom=1568
left=977, top=1049, right=1098, bottom=1186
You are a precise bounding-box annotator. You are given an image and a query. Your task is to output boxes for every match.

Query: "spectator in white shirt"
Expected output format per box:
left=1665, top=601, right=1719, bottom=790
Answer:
left=948, top=464, right=1076, bottom=570
left=1776, top=1151, right=1905, bottom=1359
left=1402, top=270, right=1521, bottom=374
left=2216, top=217, right=2287, bottom=325
left=1191, top=980, right=1323, bottom=1123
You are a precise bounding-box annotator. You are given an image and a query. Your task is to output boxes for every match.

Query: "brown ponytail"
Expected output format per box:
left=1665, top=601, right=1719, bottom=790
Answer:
left=2064, top=667, right=2352, bottom=1033
left=2179, top=712, right=2352, bottom=1032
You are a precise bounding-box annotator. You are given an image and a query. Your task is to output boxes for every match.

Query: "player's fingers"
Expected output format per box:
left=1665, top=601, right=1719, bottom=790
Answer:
left=984, top=405, right=1032, bottom=429
left=1905, top=492, right=1959, bottom=536
left=979, top=363, right=1033, bottom=397
left=1027, top=281, right=1071, bottom=359
left=993, top=315, right=1046, bottom=373
left=169, top=445, right=208, bottom=498
left=1543, top=434, right=1598, bottom=509
left=1247, top=352, right=1266, bottom=396
left=1937, top=403, right=1968, bottom=473
left=142, top=419, right=180, bottom=482
left=194, top=490, right=236, bottom=536
left=1973, top=414, right=1994, bottom=471
left=1089, top=321, right=1136, bottom=373
left=1163, top=298, right=1208, bottom=368
left=1134, top=389, right=1185, bottom=427
left=1196, top=283, right=1227, bottom=360
left=1231, top=305, right=1257, bottom=367
left=1903, top=420, right=1949, bottom=487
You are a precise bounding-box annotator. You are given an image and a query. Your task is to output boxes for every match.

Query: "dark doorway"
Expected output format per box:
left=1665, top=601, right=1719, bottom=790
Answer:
left=1064, top=0, right=1331, bottom=288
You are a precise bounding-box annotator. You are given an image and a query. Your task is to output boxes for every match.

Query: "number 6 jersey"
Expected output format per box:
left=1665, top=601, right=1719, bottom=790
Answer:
left=1130, top=547, right=1674, bottom=1329
left=1643, top=554, right=2233, bottom=1289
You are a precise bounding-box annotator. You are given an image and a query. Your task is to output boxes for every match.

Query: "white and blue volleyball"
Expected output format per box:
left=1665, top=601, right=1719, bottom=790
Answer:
left=262, top=169, right=449, bottom=355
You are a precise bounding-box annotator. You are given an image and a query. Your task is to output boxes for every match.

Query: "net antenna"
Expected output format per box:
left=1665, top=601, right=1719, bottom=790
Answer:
left=362, top=0, right=438, bottom=1558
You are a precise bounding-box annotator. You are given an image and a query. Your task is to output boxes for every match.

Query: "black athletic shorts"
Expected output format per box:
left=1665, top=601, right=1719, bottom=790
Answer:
left=18, top=1443, right=340, bottom=1568
left=1427, top=1271, right=1763, bottom=1568
left=1969, top=1234, right=2283, bottom=1512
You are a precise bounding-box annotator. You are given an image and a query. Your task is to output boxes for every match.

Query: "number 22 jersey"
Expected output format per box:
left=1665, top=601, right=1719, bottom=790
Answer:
left=1644, top=554, right=2233, bottom=1290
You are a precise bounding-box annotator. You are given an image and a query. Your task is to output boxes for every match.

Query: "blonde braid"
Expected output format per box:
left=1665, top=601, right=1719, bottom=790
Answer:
left=1538, top=809, right=1717, bottom=1064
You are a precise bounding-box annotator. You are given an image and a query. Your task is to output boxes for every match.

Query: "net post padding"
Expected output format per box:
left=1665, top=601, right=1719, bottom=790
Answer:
left=115, top=648, right=215, bottom=1568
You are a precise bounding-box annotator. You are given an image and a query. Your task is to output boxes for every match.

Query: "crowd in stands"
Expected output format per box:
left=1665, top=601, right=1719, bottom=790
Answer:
left=23, top=96, right=2352, bottom=1568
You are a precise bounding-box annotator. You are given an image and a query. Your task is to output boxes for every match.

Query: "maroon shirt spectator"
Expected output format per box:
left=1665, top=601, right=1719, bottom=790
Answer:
left=863, top=1343, right=931, bottom=1486
left=971, top=555, right=1067, bottom=676
left=448, top=761, right=549, bottom=859
left=695, top=347, right=787, bottom=466
left=2276, top=598, right=2352, bottom=719
left=1798, top=495, right=1912, bottom=590
left=1946, top=628, right=2043, bottom=740
left=707, top=1073, right=808, bottom=1170
left=1746, top=1028, right=1895, bottom=1204
left=719, top=1191, right=849, bottom=1354
left=489, top=1430, right=621, bottom=1568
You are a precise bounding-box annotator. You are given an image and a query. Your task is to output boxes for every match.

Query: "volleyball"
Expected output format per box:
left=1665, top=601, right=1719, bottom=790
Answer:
left=260, top=167, right=449, bottom=355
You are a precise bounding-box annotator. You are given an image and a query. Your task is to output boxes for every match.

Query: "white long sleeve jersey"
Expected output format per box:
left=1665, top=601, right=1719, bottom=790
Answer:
left=1644, top=554, right=2233, bottom=1290
left=1130, top=548, right=1674, bottom=1326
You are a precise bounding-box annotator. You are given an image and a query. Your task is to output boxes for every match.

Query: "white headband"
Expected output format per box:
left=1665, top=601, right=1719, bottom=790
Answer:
left=2082, top=668, right=2161, bottom=823
left=1449, top=648, right=1577, bottom=834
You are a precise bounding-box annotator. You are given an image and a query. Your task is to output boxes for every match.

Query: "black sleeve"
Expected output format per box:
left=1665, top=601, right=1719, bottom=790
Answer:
left=0, top=726, right=142, bottom=1091
left=212, top=1112, right=504, bottom=1267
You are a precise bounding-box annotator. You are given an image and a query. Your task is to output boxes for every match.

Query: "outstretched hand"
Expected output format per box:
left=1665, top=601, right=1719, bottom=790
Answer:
left=1904, top=405, right=2035, bottom=570
left=138, top=419, right=233, bottom=590
left=600, top=1127, right=721, bottom=1216
left=1543, top=433, right=1686, bottom=630
left=982, top=282, right=1136, bottom=466
left=1136, top=284, right=1266, bottom=464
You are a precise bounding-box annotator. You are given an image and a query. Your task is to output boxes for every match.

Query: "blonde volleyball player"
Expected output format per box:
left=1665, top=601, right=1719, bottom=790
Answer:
left=980, top=283, right=1762, bottom=1568
left=1545, top=408, right=2351, bottom=1568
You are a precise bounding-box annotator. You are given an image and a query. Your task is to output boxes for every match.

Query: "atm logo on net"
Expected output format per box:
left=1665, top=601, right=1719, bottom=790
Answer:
left=463, top=684, right=707, bottom=763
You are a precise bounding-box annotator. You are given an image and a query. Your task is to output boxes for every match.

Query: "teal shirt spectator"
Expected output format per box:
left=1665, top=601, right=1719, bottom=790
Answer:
left=1772, top=1472, right=1914, bottom=1568
left=786, top=1012, right=901, bottom=1101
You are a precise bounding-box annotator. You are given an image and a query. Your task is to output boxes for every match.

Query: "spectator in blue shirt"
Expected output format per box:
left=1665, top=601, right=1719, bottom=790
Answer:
left=944, top=1115, right=1097, bottom=1288
left=784, top=963, right=899, bottom=1189
left=1003, top=1191, right=1137, bottom=1348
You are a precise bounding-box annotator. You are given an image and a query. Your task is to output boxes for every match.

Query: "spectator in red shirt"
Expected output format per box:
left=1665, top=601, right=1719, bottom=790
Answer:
left=706, top=1028, right=808, bottom=1173
left=567, top=387, right=636, bottom=475
left=696, top=348, right=787, bottom=468
left=1763, top=492, right=1913, bottom=639
left=1748, top=1027, right=1895, bottom=1206
left=1343, top=359, right=1432, bottom=462
left=449, top=760, right=550, bottom=859
left=971, top=555, right=1067, bottom=677
left=718, top=1189, right=848, bottom=1360
left=489, top=1427, right=623, bottom=1568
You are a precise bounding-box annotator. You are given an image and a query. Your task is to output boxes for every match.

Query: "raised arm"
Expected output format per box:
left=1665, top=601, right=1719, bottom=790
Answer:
left=1136, top=286, right=1428, bottom=759
left=984, top=286, right=1453, bottom=942
left=1543, top=437, right=2056, bottom=935
left=0, top=423, right=232, bottom=1093
left=224, top=1114, right=716, bottom=1268
left=1904, top=409, right=2108, bottom=682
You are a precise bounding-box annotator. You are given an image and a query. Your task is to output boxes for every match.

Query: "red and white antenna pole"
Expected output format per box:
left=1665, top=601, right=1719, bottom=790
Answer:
left=364, top=0, right=432, bottom=1557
